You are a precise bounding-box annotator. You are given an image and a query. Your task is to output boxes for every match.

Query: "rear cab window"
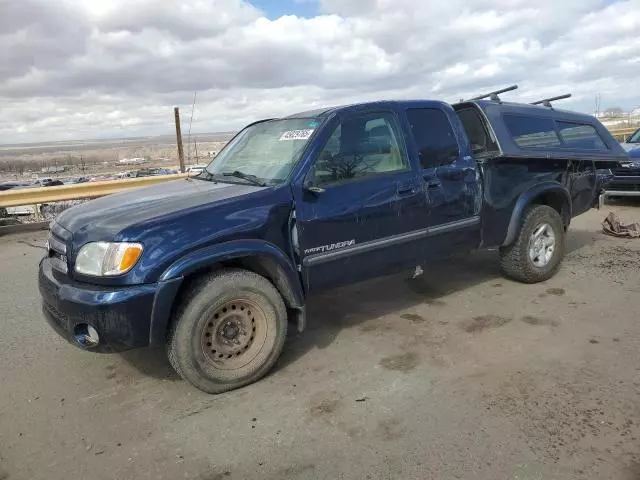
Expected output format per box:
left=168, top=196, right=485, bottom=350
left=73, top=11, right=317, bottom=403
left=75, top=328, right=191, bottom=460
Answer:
left=406, top=108, right=460, bottom=169
left=455, top=107, right=499, bottom=157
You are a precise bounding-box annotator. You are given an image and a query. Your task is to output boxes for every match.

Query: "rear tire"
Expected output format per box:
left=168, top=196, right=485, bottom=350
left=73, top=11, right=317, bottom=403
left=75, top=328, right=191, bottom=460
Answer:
left=499, top=205, right=565, bottom=284
left=168, top=268, right=287, bottom=394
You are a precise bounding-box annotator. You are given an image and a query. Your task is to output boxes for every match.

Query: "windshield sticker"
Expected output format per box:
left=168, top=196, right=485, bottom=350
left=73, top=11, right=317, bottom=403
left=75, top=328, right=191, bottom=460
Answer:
left=279, top=129, right=314, bottom=141
left=308, top=120, right=319, bottom=128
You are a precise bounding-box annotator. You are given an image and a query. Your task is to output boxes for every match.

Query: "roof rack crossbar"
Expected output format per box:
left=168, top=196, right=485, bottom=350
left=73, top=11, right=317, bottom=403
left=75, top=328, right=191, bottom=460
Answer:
left=469, top=85, right=518, bottom=102
left=531, top=93, right=572, bottom=108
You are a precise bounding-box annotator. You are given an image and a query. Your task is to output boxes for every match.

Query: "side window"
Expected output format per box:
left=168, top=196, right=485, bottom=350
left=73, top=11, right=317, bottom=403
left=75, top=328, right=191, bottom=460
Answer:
left=556, top=122, right=608, bottom=150
left=504, top=114, right=561, bottom=149
left=455, top=107, right=498, bottom=156
left=313, top=112, right=409, bottom=186
left=406, top=108, right=460, bottom=169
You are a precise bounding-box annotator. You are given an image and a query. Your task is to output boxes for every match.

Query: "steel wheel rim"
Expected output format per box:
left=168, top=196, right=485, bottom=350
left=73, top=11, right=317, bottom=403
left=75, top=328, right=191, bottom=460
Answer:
left=200, top=299, right=268, bottom=371
left=528, top=222, right=556, bottom=267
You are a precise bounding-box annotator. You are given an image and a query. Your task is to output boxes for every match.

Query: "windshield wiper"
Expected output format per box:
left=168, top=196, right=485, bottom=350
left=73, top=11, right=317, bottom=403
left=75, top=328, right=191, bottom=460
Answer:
left=192, top=170, right=216, bottom=182
left=221, top=170, right=267, bottom=187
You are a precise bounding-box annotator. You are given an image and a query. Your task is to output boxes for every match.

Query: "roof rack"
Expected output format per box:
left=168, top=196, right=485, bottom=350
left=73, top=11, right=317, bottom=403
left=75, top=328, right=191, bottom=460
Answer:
left=469, top=85, right=518, bottom=102
left=531, top=93, right=571, bottom=108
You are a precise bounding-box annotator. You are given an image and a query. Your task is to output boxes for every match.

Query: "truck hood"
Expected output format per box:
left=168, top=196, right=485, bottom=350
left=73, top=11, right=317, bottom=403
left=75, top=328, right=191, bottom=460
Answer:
left=56, top=178, right=264, bottom=239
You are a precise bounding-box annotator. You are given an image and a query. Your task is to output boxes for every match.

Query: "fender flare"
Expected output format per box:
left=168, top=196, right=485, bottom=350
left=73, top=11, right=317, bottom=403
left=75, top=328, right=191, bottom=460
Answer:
left=502, top=182, right=571, bottom=247
left=149, top=240, right=305, bottom=344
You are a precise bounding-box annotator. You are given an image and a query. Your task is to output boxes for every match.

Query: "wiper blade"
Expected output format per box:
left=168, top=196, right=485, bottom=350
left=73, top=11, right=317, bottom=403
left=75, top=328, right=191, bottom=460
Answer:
left=192, top=170, right=216, bottom=182
left=222, top=170, right=267, bottom=186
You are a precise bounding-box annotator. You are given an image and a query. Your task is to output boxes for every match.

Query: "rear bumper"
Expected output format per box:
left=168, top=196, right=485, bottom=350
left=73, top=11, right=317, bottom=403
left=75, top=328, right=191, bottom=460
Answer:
left=39, top=257, right=158, bottom=352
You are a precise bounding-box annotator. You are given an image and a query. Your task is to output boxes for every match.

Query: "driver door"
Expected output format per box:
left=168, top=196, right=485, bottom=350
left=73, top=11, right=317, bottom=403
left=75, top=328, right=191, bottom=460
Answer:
left=292, top=110, right=424, bottom=293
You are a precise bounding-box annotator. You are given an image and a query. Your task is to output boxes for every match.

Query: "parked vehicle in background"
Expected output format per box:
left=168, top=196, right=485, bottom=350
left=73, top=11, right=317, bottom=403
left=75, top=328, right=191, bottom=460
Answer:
left=64, top=177, right=90, bottom=184
left=32, top=177, right=54, bottom=186
left=0, top=181, right=30, bottom=191
left=41, top=179, right=64, bottom=187
left=131, top=167, right=177, bottom=177
left=39, top=87, right=625, bottom=394
left=605, top=127, right=640, bottom=197
left=620, top=128, right=640, bottom=153
left=3, top=182, right=37, bottom=215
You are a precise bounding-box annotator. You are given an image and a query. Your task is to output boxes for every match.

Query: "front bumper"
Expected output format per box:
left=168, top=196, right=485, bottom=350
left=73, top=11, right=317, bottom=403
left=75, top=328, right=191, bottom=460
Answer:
left=39, top=257, right=158, bottom=352
left=606, top=175, right=640, bottom=193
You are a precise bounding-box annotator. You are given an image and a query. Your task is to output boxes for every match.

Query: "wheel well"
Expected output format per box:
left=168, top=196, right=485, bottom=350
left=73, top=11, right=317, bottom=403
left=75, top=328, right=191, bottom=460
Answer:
left=532, top=191, right=570, bottom=228
left=171, top=256, right=302, bottom=319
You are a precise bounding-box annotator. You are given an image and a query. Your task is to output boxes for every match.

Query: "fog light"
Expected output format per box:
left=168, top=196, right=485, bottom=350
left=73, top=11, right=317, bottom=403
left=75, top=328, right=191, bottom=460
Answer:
left=73, top=323, right=100, bottom=348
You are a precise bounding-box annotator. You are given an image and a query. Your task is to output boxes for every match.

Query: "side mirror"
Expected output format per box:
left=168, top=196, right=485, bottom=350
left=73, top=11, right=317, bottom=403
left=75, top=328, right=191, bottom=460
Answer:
left=303, top=180, right=325, bottom=194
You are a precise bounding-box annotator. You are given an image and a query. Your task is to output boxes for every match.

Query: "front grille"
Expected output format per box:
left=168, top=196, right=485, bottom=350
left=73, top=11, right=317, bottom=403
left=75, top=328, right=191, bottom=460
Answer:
left=48, top=235, right=66, bottom=255
left=613, top=169, right=640, bottom=177
left=48, top=224, right=69, bottom=274
left=607, top=183, right=640, bottom=192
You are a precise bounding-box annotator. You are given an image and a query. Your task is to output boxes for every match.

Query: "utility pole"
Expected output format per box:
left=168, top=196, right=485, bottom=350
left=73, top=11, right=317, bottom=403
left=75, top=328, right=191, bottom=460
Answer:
left=174, top=107, right=185, bottom=173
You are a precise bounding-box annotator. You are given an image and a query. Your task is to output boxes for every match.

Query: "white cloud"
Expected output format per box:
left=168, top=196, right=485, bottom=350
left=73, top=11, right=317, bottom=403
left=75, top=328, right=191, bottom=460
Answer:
left=0, top=0, right=639, bottom=143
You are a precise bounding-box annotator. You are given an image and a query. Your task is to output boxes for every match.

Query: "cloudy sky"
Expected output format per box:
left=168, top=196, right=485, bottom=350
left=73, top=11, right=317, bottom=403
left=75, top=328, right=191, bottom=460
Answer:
left=1, top=0, right=638, bottom=144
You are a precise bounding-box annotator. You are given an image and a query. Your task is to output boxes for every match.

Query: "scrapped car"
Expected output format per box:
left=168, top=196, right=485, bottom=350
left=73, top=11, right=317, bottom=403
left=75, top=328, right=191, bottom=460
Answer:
left=0, top=181, right=31, bottom=191
left=39, top=86, right=626, bottom=393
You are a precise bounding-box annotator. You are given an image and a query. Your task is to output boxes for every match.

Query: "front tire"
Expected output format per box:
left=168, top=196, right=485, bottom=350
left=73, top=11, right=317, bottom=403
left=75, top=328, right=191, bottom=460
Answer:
left=499, top=205, right=565, bottom=283
left=168, top=269, right=287, bottom=394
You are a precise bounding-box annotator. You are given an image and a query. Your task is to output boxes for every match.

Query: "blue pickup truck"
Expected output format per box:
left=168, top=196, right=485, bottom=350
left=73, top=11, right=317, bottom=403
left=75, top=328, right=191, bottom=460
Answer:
left=607, top=127, right=640, bottom=195
left=39, top=89, right=627, bottom=393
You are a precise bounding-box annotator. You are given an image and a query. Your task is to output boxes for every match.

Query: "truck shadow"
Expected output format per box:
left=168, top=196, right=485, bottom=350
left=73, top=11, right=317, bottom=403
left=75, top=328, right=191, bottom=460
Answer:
left=565, top=228, right=602, bottom=254
left=119, top=346, right=181, bottom=381
left=276, top=229, right=598, bottom=372
left=276, top=250, right=502, bottom=372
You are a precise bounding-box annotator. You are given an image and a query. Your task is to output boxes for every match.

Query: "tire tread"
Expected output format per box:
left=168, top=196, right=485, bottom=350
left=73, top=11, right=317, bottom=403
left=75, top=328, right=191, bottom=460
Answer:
left=499, top=205, right=565, bottom=284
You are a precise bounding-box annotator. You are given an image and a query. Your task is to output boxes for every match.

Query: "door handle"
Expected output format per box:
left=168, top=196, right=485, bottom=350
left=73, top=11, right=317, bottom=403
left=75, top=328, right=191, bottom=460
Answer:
left=397, top=183, right=417, bottom=195
left=423, top=177, right=441, bottom=189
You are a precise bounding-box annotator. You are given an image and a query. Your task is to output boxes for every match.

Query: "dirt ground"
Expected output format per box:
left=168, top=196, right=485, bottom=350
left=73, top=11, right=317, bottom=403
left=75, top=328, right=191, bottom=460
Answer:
left=1, top=202, right=639, bottom=480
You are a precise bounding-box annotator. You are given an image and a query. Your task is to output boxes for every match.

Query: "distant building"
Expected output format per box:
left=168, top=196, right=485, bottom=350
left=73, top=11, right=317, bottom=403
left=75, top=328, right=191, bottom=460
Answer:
left=594, top=107, right=640, bottom=128
left=118, top=157, right=147, bottom=165
left=602, top=107, right=624, bottom=117
left=41, top=166, right=66, bottom=173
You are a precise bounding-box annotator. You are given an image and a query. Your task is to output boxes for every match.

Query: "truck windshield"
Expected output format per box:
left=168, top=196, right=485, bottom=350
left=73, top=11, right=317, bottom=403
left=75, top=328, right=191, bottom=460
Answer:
left=204, top=118, right=320, bottom=184
left=628, top=129, right=640, bottom=144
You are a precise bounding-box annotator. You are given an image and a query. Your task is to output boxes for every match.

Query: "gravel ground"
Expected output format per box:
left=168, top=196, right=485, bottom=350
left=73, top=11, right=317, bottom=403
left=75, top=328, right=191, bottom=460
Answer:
left=1, top=202, right=639, bottom=480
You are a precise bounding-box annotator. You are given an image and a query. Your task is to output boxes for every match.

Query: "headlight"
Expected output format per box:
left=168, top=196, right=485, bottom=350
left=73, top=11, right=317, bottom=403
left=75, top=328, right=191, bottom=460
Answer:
left=75, top=242, right=143, bottom=276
